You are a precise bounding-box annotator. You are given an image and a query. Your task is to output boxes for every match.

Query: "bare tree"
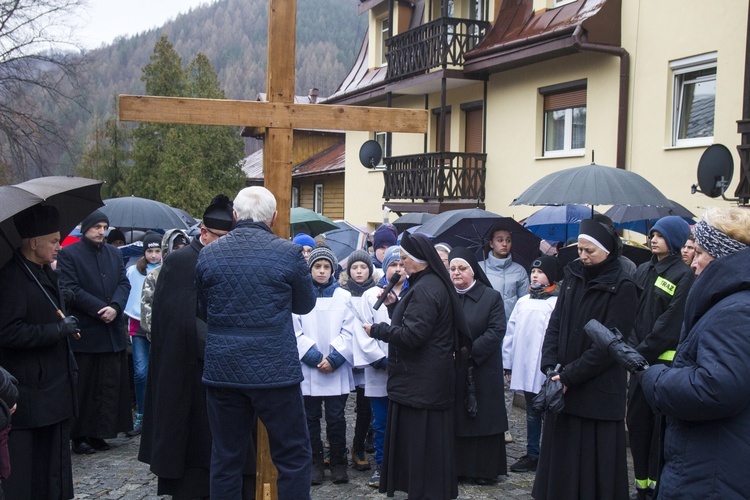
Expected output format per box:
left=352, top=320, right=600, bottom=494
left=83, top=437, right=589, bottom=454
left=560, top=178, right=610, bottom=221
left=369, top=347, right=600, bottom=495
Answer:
left=0, top=0, right=88, bottom=181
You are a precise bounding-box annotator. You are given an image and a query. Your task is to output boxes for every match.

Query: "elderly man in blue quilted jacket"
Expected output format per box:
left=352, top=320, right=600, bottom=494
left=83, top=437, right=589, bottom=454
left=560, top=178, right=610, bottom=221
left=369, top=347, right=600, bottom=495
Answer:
left=196, top=186, right=317, bottom=499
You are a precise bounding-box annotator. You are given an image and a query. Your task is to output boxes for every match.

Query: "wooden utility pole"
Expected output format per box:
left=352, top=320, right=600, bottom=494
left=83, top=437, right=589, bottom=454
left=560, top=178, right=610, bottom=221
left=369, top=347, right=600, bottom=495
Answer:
left=118, top=1, right=427, bottom=498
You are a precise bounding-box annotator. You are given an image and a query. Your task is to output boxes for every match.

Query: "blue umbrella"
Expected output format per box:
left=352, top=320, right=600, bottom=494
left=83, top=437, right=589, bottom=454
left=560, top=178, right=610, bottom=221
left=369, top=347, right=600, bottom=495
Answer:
left=523, top=205, right=598, bottom=243
left=323, top=221, right=369, bottom=262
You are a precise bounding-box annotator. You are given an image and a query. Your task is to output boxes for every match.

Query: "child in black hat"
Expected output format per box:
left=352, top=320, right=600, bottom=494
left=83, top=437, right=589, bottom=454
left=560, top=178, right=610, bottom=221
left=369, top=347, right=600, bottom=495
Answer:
left=502, top=255, right=560, bottom=473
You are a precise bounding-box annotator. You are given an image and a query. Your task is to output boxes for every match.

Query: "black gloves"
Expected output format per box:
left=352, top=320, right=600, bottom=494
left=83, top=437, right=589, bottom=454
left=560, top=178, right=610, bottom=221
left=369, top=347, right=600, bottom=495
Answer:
left=584, top=319, right=649, bottom=373
left=57, top=316, right=80, bottom=338
left=60, top=287, right=75, bottom=307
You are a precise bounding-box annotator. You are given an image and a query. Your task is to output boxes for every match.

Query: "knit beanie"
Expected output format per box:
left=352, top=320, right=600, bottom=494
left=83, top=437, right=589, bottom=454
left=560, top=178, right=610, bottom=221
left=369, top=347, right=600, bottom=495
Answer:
left=373, top=224, right=398, bottom=251
left=80, top=209, right=109, bottom=235
left=347, top=249, right=373, bottom=277
left=142, top=231, right=162, bottom=255
left=293, top=233, right=315, bottom=248
left=380, top=245, right=401, bottom=271
left=650, top=216, right=691, bottom=254
left=531, top=255, right=559, bottom=283
left=107, top=228, right=126, bottom=245
left=308, top=246, right=338, bottom=271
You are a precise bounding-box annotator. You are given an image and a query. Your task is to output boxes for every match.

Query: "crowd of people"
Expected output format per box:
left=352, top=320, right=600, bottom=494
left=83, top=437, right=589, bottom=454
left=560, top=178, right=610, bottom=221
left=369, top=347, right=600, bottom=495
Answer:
left=0, top=189, right=748, bottom=500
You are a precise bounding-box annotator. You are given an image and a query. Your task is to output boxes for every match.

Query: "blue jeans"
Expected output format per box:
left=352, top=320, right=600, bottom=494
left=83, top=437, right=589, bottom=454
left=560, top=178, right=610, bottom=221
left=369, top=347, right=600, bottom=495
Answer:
left=370, top=396, right=388, bottom=465
left=524, top=391, right=543, bottom=459
left=304, top=394, right=348, bottom=453
left=206, top=384, right=312, bottom=500
left=131, top=335, right=150, bottom=414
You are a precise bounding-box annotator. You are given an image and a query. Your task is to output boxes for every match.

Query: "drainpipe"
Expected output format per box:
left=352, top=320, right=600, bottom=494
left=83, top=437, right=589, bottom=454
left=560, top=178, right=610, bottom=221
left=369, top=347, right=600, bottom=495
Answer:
left=572, top=25, right=630, bottom=170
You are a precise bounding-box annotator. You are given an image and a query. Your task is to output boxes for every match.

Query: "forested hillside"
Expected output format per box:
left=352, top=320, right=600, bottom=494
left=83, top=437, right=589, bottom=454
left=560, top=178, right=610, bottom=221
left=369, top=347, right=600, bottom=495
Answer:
left=57, top=0, right=367, bottom=173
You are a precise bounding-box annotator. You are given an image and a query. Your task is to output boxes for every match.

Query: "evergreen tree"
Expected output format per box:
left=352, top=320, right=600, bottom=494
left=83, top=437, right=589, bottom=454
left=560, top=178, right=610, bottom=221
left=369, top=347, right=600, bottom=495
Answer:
left=125, top=37, right=245, bottom=215
left=75, top=111, right=131, bottom=199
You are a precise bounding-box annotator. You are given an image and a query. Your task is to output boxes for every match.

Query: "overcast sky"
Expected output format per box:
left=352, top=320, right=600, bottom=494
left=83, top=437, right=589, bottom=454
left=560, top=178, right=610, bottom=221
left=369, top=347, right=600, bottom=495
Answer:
left=74, top=0, right=215, bottom=49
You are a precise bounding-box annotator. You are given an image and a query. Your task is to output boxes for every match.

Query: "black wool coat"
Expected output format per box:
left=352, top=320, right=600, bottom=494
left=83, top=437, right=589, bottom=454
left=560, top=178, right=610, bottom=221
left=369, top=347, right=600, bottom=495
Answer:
left=57, top=238, right=130, bottom=353
left=138, top=238, right=255, bottom=480
left=371, top=267, right=456, bottom=410
left=454, top=281, right=508, bottom=437
left=541, top=257, right=638, bottom=421
left=0, top=256, right=77, bottom=429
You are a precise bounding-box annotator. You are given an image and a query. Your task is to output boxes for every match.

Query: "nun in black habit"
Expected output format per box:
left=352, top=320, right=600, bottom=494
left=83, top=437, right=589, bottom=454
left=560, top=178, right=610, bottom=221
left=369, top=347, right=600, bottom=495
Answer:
left=364, top=233, right=471, bottom=500
left=449, top=246, right=508, bottom=485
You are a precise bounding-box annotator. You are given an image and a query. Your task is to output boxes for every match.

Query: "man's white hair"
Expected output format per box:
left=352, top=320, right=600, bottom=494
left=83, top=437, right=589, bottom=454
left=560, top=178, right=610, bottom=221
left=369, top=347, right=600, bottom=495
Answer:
left=233, top=186, right=277, bottom=224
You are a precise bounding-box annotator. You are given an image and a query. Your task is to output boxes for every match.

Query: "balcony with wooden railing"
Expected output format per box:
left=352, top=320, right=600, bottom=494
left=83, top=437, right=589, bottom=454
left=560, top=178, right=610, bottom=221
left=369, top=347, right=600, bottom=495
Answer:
left=382, top=152, right=486, bottom=210
left=385, top=17, right=491, bottom=81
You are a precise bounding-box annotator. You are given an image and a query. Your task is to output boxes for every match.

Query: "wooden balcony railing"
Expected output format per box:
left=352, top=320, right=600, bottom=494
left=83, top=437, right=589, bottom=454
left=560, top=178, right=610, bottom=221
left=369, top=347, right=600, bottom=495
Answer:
left=383, top=152, right=486, bottom=202
left=385, top=17, right=490, bottom=81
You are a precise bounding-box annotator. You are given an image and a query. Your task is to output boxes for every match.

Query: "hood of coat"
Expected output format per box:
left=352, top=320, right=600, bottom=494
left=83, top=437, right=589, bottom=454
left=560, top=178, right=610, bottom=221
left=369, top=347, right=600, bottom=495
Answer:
left=161, top=229, right=190, bottom=258
left=683, top=247, right=750, bottom=332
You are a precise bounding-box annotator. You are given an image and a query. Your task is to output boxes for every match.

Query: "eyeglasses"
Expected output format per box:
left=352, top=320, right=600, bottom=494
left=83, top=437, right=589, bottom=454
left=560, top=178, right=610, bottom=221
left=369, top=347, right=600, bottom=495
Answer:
left=204, top=226, right=229, bottom=238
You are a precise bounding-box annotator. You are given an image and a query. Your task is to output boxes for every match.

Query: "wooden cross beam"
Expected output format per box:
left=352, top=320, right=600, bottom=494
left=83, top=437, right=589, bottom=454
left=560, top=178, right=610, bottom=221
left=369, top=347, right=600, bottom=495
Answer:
left=118, top=4, right=426, bottom=239
left=118, top=1, right=427, bottom=498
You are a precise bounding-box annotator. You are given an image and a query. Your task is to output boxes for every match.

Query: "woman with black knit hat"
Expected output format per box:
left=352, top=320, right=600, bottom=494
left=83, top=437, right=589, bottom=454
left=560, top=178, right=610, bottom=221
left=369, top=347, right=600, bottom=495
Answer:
left=363, top=232, right=471, bottom=499
left=123, top=231, right=163, bottom=437
left=449, top=246, right=508, bottom=485
left=532, top=218, right=638, bottom=500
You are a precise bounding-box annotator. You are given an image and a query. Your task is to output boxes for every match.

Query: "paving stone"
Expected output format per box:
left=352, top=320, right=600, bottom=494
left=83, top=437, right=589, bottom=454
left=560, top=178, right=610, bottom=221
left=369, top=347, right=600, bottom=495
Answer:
left=72, top=394, right=633, bottom=499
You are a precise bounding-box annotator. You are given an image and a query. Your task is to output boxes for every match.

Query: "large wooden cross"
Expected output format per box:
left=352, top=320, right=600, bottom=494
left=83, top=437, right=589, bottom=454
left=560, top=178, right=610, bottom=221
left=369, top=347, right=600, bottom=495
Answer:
left=118, top=1, right=426, bottom=498
left=119, top=0, right=426, bottom=237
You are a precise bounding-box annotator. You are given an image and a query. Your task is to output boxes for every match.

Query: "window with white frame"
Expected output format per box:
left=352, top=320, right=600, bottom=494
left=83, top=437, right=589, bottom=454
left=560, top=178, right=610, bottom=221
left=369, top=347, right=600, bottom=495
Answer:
left=291, top=186, right=299, bottom=208
left=541, top=82, right=587, bottom=157
left=553, top=0, right=576, bottom=7
left=671, top=53, right=717, bottom=147
left=375, top=131, right=388, bottom=168
left=379, top=18, right=389, bottom=66
left=314, top=183, right=324, bottom=214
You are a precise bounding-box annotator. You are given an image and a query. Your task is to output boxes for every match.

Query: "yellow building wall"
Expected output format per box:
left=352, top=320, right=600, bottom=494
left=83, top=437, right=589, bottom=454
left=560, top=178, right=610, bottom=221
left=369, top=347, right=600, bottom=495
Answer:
left=624, top=0, right=746, bottom=216
left=350, top=0, right=747, bottom=227
left=484, top=52, right=622, bottom=222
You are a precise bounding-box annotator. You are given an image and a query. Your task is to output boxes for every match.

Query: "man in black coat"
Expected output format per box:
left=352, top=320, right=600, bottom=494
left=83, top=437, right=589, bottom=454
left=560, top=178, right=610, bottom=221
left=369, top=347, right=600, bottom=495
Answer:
left=0, top=204, right=80, bottom=498
left=57, top=209, right=132, bottom=455
left=627, top=216, right=694, bottom=500
left=138, top=195, right=256, bottom=499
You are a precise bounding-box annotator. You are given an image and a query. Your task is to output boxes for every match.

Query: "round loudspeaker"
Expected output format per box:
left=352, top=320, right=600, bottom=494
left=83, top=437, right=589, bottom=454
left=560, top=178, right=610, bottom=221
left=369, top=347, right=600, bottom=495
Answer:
left=359, top=140, right=382, bottom=169
left=697, top=144, right=734, bottom=198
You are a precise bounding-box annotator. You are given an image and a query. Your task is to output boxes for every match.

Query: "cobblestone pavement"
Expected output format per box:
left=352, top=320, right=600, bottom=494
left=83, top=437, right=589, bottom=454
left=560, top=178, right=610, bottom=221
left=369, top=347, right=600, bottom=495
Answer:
left=72, top=395, right=633, bottom=499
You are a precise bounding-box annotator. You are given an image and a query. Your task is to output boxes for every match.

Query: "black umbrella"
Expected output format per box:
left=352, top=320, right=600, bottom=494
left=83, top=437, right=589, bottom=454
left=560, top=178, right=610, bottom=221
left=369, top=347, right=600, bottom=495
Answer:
left=171, top=207, right=198, bottom=227
left=0, top=176, right=104, bottom=334
left=392, top=212, right=435, bottom=233
left=512, top=163, right=672, bottom=208
left=322, top=221, right=369, bottom=262
left=605, top=200, right=696, bottom=234
left=413, top=208, right=541, bottom=269
left=101, top=196, right=189, bottom=232
left=0, top=176, right=104, bottom=269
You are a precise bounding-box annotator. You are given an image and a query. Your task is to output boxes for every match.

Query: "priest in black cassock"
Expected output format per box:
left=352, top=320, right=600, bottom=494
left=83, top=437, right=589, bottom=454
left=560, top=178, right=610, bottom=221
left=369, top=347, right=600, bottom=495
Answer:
left=138, top=195, right=256, bottom=499
left=0, top=205, right=79, bottom=499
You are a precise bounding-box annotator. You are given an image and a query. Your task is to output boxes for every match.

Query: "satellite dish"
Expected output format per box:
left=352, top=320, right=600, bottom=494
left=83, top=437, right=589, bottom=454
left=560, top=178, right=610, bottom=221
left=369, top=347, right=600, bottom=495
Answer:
left=695, top=144, right=734, bottom=198
left=359, top=140, right=382, bottom=169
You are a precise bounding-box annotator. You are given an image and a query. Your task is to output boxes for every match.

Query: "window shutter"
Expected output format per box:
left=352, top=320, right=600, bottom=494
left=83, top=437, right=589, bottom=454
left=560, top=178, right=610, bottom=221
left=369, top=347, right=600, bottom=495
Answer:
left=465, top=108, right=483, bottom=153
left=545, top=88, right=587, bottom=111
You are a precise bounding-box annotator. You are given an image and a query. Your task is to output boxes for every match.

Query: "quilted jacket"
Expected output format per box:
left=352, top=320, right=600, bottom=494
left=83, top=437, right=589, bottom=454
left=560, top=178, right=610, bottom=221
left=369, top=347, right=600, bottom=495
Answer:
left=196, top=220, right=316, bottom=388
